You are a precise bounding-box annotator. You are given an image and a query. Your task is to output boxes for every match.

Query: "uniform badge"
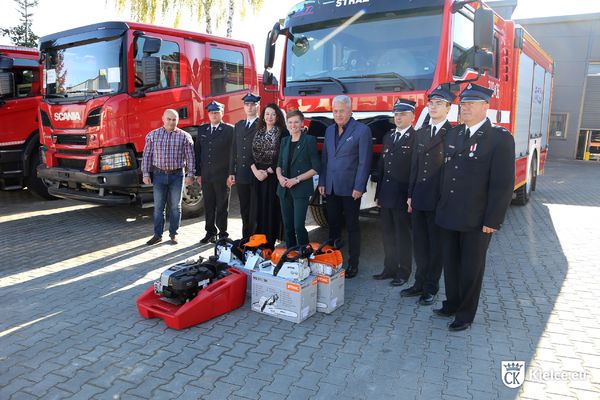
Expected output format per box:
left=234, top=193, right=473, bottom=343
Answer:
left=469, top=143, right=477, bottom=157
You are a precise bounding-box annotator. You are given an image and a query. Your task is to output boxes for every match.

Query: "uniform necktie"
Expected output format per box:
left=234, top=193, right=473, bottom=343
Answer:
left=431, top=126, right=437, bottom=138
left=211, top=126, right=216, bottom=135
left=245, top=121, right=251, bottom=129
left=394, top=132, right=400, bottom=143
left=466, top=128, right=471, bottom=138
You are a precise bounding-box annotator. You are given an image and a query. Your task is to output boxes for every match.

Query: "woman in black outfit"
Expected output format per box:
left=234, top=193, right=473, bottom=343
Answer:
left=250, top=103, right=287, bottom=247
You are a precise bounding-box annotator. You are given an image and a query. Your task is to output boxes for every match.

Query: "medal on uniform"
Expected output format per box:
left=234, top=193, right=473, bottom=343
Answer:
left=469, top=143, right=477, bottom=158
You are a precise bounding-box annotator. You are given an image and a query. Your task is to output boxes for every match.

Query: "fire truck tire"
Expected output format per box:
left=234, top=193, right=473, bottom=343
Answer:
left=512, top=156, right=536, bottom=206
left=309, top=204, right=328, bottom=228
left=181, top=180, right=204, bottom=219
left=26, top=148, right=57, bottom=200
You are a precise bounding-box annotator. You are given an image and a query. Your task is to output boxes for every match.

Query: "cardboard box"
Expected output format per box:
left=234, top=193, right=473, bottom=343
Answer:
left=251, top=272, right=317, bottom=323
left=316, top=270, right=345, bottom=314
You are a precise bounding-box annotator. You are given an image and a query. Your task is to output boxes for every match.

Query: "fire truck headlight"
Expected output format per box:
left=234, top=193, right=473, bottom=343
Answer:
left=100, top=152, right=132, bottom=171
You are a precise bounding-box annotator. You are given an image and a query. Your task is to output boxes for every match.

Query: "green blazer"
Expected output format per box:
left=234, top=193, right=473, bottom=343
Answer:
left=277, top=133, right=321, bottom=199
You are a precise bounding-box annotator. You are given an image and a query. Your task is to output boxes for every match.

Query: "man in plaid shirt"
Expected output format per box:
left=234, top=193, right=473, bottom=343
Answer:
left=142, top=109, right=195, bottom=245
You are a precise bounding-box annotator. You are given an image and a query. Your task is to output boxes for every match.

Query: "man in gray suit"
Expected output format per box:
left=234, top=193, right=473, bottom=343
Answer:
left=318, top=95, right=372, bottom=278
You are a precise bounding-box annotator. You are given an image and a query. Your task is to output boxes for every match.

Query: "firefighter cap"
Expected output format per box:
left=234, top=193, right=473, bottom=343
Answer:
left=459, top=83, right=494, bottom=103
left=206, top=101, right=224, bottom=112
left=241, top=92, right=261, bottom=103
left=393, top=98, right=416, bottom=113
left=428, top=85, right=456, bottom=103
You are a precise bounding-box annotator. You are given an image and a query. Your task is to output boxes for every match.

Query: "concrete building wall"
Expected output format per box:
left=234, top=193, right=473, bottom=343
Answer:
left=517, top=14, right=600, bottom=159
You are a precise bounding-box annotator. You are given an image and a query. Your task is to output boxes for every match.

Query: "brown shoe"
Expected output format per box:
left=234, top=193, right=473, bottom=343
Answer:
left=170, top=235, right=178, bottom=245
left=146, top=236, right=162, bottom=246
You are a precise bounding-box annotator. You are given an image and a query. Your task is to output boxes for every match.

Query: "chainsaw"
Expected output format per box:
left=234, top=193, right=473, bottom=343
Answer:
left=214, top=234, right=273, bottom=269
left=307, top=240, right=343, bottom=276
left=258, top=244, right=313, bottom=282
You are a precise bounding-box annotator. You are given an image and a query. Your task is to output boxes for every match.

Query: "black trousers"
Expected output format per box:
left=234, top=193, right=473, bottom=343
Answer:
left=236, top=183, right=256, bottom=238
left=440, top=228, right=492, bottom=323
left=326, top=193, right=361, bottom=268
left=380, top=206, right=412, bottom=280
left=412, top=209, right=443, bottom=295
left=202, top=180, right=230, bottom=236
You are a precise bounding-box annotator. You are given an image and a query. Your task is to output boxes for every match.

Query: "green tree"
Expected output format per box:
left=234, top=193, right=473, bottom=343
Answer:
left=115, top=0, right=263, bottom=37
left=1, top=0, right=40, bottom=47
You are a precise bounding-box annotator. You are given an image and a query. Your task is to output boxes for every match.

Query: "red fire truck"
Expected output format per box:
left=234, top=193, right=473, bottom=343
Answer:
left=263, top=0, right=553, bottom=225
left=37, top=21, right=263, bottom=217
left=0, top=45, right=52, bottom=198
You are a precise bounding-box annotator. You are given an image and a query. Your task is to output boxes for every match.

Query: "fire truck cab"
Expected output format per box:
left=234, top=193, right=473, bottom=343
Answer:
left=264, top=0, right=553, bottom=225
left=37, top=21, right=260, bottom=217
left=0, top=46, right=51, bottom=198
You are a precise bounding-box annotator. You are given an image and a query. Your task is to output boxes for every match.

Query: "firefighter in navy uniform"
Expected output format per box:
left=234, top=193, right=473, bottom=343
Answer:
left=402, top=86, right=456, bottom=305
left=373, top=99, right=416, bottom=287
left=434, top=83, right=515, bottom=332
left=228, top=93, right=261, bottom=237
left=195, top=101, right=234, bottom=244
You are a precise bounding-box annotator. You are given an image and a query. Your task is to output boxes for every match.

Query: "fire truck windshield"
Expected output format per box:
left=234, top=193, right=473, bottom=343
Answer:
left=43, top=37, right=124, bottom=99
left=284, top=9, right=443, bottom=95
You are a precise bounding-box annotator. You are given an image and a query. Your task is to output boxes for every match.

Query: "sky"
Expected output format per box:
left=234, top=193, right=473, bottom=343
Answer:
left=1, top=0, right=599, bottom=73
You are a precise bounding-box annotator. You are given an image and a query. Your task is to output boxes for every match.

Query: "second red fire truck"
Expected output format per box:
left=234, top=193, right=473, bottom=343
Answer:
left=263, top=0, right=554, bottom=225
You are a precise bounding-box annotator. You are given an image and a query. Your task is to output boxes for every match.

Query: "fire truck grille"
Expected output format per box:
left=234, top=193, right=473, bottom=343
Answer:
left=54, top=134, right=88, bottom=145
left=57, top=158, right=87, bottom=170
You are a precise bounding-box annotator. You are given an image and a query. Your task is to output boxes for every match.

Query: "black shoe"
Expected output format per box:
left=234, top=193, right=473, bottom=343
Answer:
left=218, top=232, right=229, bottom=239
left=170, top=235, right=178, bottom=245
left=146, top=235, right=162, bottom=246
left=345, top=265, right=358, bottom=279
left=448, top=320, right=471, bottom=332
left=432, top=307, right=455, bottom=317
left=200, top=233, right=217, bottom=244
left=418, top=293, right=436, bottom=305
left=390, top=277, right=407, bottom=287
left=400, top=286, right=423, bottom=297
left=372, top=271, right=396, bottom=280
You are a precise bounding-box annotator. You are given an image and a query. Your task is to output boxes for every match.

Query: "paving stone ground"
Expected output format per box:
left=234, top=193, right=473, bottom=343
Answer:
left=0, top=159, right=599, bottom=400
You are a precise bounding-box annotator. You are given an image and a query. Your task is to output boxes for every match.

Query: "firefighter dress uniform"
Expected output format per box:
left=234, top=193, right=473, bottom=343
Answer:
left=435, top=84, right=515, bottom=331
left=374, top=99, right=416, bottom=285
left=229, top=92, right=261, bottom=237
left=195, top=101, right=233, bottom=242
left=405, top=86, right=456, bottom=305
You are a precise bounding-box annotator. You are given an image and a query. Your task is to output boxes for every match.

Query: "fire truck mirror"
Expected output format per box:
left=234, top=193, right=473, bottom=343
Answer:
left=474, top=50, right=494, bottom=73
left=141, top=56, right=160, bottom=88
left=0, top=56, right=15, bottom=70
left=264, top=22, right=281, bottom=69
left=0, top=72, right=15, bottom=98
left=142, top=36, right=162, bottom=55
left=269, top=22, right=281, bottom=46
left=474, top=7, right=494, bottom=51
left=292, top=36, right=310, bottom=58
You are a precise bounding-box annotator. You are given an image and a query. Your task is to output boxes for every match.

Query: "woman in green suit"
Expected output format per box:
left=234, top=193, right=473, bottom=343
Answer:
left=276, top=110, right=321, bottom=247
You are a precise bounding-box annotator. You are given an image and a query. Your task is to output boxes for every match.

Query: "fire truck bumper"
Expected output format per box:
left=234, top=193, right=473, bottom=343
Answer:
left=37, top=165, right=143, bottom=205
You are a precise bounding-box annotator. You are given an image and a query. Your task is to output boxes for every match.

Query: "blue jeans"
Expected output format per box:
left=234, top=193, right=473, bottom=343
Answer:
left=152, top=171, right=184, bottom=237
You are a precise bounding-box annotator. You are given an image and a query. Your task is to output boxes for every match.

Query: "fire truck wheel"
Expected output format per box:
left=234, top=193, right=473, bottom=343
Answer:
left=181, top=180, right=204, bottom=219
left=309, top=204, right=328, bottom=228
left=512, top=155, right=536, bottom=206
left=26, top=148, right=57, bottom=200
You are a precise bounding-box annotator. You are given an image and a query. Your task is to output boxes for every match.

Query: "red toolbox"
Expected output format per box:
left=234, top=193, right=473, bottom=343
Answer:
left=136, top=268, right=246, bottom=330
